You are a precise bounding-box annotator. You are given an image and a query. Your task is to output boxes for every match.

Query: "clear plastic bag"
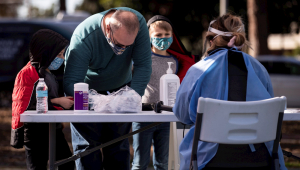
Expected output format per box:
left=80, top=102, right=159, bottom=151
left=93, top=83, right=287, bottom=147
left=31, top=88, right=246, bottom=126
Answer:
left=89, top=86, right=142, bottom=113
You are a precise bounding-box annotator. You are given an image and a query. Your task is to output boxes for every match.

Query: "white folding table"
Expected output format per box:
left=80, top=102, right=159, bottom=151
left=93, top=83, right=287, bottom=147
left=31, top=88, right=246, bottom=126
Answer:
left=21, top=110, right=178, bottom=170
left=20, top=109, right=300, bottom=170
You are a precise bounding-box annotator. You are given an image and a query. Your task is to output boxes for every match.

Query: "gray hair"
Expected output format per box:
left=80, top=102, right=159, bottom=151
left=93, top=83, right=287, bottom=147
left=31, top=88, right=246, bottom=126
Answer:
left=110, top=10, right=139, bottom=35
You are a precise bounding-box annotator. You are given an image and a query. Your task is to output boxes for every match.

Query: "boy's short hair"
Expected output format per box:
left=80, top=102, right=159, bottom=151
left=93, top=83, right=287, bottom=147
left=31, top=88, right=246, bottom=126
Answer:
left=149, top=20, right=172, bottom=34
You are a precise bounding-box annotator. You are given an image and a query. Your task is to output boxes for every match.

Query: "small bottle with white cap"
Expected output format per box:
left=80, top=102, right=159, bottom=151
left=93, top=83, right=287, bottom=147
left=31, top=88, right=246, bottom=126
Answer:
left=160, top=62, right=180, bottom=107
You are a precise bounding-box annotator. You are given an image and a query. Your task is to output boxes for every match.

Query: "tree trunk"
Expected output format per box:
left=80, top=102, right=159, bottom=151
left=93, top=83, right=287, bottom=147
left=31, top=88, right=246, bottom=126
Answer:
left=59, top=0, right=66, bottom=11
left=247, top=0, right=270, bottom=57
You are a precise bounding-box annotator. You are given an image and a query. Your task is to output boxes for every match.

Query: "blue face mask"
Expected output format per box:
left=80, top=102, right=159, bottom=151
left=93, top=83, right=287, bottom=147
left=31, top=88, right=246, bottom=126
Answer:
left=151, top=37, right=173, bottom=50
left=48, top=57, right=64, bottom=70
left=105, top=35, right=127, bottom=55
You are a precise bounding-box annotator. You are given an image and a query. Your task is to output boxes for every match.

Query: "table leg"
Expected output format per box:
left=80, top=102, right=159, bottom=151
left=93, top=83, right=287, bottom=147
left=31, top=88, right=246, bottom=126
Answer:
left=168, top=122, right=175, bottom=170
left=49, top=123, right=56, bottom=170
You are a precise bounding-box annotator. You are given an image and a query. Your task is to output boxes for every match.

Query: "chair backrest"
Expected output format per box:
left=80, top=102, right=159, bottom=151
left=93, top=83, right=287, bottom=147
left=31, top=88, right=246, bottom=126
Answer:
left=197, top=96, right=286, bottom=144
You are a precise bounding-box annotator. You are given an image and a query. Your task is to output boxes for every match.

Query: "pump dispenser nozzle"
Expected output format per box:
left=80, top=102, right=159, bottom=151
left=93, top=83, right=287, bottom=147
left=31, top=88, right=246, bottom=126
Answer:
left=166, top=62, right=173, bottom=74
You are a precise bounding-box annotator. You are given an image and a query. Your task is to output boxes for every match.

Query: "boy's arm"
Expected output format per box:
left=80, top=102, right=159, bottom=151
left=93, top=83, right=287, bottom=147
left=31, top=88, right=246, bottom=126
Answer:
left=131, top=17, right=152, bottom=96
left=63, top=35, right=91, bottom=96
left=51, top=97, right=74, bottom=109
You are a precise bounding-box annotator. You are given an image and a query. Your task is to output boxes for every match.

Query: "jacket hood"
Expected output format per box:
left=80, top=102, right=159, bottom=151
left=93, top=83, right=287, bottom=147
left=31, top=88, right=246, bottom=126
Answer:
left=147, top=15, right=192, bottom=58
left=29, top=29, right=69, bottom=77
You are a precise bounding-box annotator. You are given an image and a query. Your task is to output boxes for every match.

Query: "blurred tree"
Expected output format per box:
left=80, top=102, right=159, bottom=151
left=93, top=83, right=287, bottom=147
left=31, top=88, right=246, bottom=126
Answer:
left=73, top=0, right=300, bottom=57
left=29, top=3, right=56, bottom=18
left=268, top=0, right=300, bottom=34
left=76, top=0, right=105, bottom=15
left=0, top=0, right=22, bottom=17
left=247, top=0, right=270, bottom=57
left=59, top=0, right=66, bottom=11
left=99, top=0, right=135, bottom=10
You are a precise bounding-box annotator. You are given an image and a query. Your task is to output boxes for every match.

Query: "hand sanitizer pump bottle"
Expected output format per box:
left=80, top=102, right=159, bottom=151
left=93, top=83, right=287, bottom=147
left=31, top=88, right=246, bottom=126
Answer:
left=160, top=62, right=180, bottom=107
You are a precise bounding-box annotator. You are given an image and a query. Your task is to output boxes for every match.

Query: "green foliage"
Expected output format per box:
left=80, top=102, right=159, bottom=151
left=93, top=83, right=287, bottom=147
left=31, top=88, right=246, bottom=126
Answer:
left=100, top=0, right=130, bottom=9
left=285, top=161, right=300, bottom=168
left=29, top=4, right=56, bottom=18
left=75, top=0, right=142, bottom=15
left=284, top=46, right=300, bottom=57
left=75, top=0, right=104, bottom=15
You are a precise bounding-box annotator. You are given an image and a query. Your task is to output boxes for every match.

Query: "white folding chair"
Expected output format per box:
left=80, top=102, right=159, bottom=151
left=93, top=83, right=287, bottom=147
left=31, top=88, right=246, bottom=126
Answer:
left=190, top=96, right=286, bottom=170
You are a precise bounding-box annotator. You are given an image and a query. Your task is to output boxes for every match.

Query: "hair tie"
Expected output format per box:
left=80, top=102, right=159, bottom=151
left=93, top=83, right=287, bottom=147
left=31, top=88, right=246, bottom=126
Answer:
left=227, top=36, right=244, bottom=49
left=227, top=36, right=236, bottom=47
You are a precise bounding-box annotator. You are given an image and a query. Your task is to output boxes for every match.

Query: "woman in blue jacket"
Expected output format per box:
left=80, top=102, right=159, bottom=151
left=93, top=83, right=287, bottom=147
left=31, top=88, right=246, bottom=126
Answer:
left=173, top=13, right=287, bottom=170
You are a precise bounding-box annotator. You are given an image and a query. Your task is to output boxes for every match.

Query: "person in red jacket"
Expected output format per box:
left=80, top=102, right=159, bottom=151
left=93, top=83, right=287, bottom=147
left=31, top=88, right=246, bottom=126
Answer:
left=11, top=29, right=75, bottom=170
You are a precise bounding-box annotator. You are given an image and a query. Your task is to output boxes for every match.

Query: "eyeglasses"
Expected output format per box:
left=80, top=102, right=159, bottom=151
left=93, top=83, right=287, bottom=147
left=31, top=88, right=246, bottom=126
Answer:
left=109, top=24, right=132, bottom=48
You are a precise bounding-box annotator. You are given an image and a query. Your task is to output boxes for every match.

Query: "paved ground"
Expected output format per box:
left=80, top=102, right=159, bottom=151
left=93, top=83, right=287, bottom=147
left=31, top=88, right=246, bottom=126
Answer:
left=1, top=108, right=300, bottom=170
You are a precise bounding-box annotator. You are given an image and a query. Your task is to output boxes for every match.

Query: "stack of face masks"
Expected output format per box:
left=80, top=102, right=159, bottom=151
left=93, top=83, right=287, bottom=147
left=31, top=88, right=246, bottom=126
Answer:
left=89, top=86, right=142, bottom=113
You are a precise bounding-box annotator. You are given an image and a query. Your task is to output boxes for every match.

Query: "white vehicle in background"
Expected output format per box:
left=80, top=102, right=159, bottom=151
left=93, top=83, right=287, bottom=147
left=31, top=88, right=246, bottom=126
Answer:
left=256, top=55, right=300, bottom=108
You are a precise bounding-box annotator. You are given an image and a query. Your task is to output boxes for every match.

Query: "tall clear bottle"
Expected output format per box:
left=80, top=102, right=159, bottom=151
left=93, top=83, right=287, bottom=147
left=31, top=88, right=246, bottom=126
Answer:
left=36, top=78, right=48, bottom=113
left=160, top=62, right=180, bottom=107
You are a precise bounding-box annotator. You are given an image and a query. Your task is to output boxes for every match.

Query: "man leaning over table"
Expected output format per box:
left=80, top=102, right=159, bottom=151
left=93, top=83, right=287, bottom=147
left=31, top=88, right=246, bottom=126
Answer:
left=63, top=7, right=152, bottom=170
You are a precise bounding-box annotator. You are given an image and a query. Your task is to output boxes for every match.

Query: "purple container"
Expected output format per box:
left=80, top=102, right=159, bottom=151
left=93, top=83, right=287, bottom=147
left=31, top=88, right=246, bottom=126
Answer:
left=74, top=83, right=89, bottom=112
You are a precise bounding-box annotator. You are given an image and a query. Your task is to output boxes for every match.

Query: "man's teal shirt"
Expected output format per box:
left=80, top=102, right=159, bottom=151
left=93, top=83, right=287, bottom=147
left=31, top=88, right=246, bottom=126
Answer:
left=64, top=7, right=152, bottom=96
